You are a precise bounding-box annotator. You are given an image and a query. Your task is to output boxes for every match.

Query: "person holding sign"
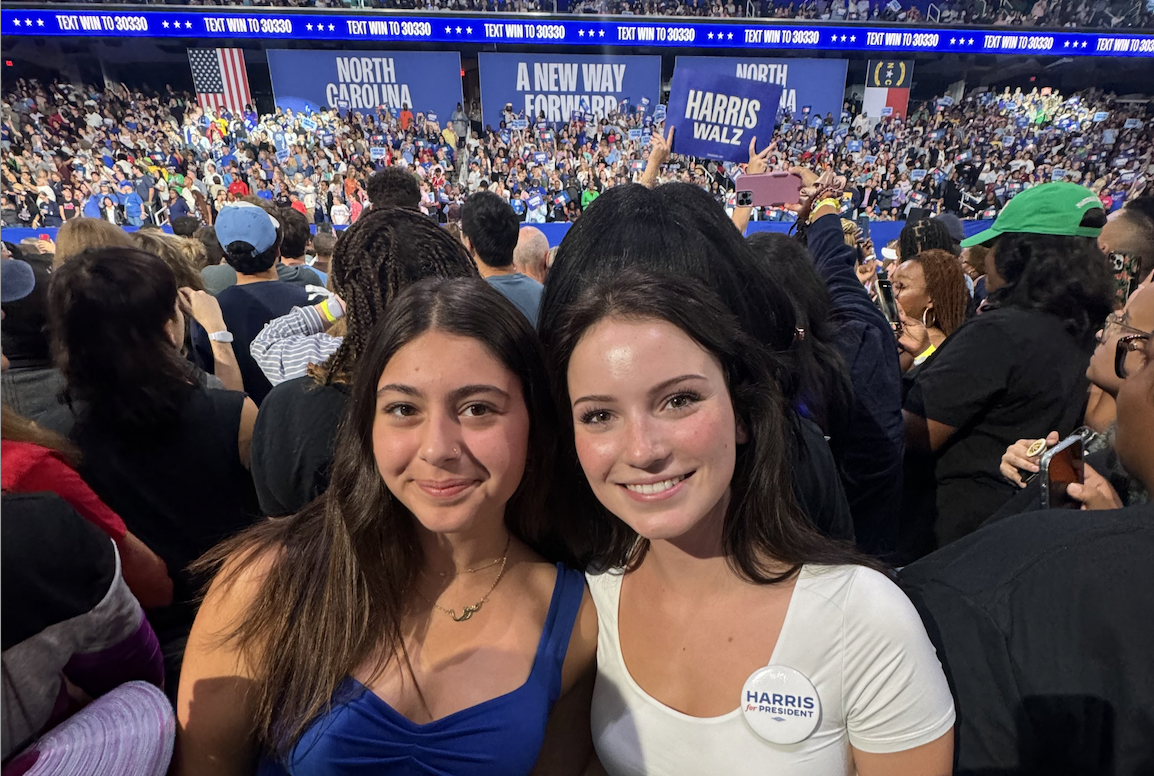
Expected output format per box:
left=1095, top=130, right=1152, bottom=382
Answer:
left=538, top=184, right=955, bottom=773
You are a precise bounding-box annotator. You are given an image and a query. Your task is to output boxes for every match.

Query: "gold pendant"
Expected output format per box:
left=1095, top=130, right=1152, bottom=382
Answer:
left=451, top=604, right=480, bottom=622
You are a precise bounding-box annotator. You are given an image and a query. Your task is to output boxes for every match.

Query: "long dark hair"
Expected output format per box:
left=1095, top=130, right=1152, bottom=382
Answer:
left=47, top=246, right=197, bottom=435
left=988, top=209, right=1114, bottom=343
left=546, top=268, right=874, bottom=584
left=745, top=232, right=852, bottom=435
left=539, top=183, right=801, bottom=399
left=309, top=207, right=479, bottom=385
left=194, top=278, right=566, bottom=760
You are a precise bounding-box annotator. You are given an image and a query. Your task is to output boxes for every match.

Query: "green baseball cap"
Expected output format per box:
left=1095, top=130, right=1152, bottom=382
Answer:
left=960, top=182, right=1104, bottom=248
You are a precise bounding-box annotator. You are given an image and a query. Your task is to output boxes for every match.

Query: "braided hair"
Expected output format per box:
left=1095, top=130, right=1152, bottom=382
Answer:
left=898, top=218, right=956, bottom=261
left=308, top=208, right=479, bottom=386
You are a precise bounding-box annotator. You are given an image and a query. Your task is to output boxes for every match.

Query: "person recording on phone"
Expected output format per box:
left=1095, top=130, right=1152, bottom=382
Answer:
left=744, top=156, right=905, bottom=557
left=994, top=283, right=1154, bottom=516
left=900, top=183, right=1115, bottom=561
left=898, top=327, right=1154, bottom=776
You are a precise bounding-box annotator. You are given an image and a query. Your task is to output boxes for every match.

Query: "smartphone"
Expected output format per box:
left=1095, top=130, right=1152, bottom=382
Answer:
left=1038, top=434, right=1084, bottom=509
left=875, top=264, right=902, bottom=333
left=735, top=172, right=802, bottom=208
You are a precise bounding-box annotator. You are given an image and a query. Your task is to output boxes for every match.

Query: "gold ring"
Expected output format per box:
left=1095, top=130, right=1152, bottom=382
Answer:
left=1025, top=439, right=1047, bottom=458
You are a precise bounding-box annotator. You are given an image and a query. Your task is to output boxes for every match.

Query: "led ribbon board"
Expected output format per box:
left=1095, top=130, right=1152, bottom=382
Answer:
left=3, top=8, right=1153, bottom=57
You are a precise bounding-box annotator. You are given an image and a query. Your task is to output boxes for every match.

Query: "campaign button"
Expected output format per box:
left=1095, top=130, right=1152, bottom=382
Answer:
left=740, top=665, right=821, bottom=745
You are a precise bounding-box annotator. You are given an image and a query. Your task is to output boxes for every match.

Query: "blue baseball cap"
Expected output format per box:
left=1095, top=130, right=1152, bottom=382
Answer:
left=1, top=258, right=36, bottom=303
left=214, top=202, right=280, bottom=256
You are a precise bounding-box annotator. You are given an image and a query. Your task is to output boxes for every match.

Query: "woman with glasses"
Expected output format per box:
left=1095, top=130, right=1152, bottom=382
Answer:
left=996, top=283, right=1154, bottom=515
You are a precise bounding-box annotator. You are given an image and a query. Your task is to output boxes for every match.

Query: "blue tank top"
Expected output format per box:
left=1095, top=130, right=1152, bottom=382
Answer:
left=257, top=563, right=585, bottom=776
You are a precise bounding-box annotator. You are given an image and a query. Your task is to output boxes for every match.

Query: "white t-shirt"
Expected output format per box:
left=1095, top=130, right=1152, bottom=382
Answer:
left=588, top=564, right=955, bottom=775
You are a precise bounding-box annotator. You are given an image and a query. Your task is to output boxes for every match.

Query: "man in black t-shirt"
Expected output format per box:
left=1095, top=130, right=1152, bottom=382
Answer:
left=900, top=330, right=1154, bottom=775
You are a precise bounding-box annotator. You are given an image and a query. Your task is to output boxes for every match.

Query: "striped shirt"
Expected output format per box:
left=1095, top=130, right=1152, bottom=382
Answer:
left=249, top=305, right=342, bottom=387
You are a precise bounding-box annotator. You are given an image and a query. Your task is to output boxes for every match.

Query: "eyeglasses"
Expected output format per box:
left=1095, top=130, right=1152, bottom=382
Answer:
left=1103, top=312, right=1149, bottom=338
left=1115, top=334, right=1150, bottom=380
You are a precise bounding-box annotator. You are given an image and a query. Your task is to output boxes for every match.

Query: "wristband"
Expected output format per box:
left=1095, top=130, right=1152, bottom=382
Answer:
left=207, top=330, right=234, bottom=343
left=809, top=199, right=841, bottom=222
left=913, top=343, right=937, bottom=366
left=320, top=295, right=344, bottom=323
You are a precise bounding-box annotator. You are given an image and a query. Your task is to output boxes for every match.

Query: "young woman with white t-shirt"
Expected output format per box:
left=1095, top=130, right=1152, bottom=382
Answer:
left=545, top=266, right=955, bottom=775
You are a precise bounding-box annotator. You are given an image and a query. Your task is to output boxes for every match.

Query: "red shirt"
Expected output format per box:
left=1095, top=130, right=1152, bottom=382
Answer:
left=228, top=179, right=249, bottom=196
left=400, top=110, right=414, bottom=131
left=1, top=440, right=127, bottom=539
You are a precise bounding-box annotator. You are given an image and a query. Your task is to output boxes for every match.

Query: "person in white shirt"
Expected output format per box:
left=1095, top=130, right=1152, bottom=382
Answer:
left=540, top=187, right=955, bottom=775
left=330, top=195, right=350, bottom=226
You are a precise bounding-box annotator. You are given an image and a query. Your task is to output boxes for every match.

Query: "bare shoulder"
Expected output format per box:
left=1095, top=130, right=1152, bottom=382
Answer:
left=192, top=542, right=284, bottom=652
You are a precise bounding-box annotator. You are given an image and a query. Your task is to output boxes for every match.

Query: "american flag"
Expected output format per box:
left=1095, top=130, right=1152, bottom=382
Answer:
left=188, top=48, right=252, bottom=116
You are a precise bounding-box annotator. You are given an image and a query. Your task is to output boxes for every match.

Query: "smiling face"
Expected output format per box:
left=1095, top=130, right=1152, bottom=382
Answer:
left=372, top=330, right=530, bottom=536
left=567, top=317, right=742, bottom=543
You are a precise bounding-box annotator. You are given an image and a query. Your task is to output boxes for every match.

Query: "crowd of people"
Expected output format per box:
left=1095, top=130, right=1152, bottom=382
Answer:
left=3, top=78, right=1151, bottom=237
left=5, top=91, right=1154, bottom=772
left=5, top=49, right=1154, bottom=776
left=60, top=0, right=1154, bottom=29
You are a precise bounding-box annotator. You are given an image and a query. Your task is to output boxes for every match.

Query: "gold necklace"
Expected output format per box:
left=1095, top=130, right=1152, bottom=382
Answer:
left=418, top=535, right=512, bottom=622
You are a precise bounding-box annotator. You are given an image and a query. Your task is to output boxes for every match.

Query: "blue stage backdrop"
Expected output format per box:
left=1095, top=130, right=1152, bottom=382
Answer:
left=266, top=49, right=463, bottom=121
left=478, top=53, right=661, bottom=128
left=676, top=57, right=848, bottom=122
left=1, top=219, right=992, bottom=250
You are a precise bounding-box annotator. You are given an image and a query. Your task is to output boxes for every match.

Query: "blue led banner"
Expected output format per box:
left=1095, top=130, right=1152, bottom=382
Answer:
left=478, top=53, right=661, bottom=127
left=267, top=49, right=462, bottom=121
left=3, top=8, right=1152, bottom=57
left=676, top=56, right=847, bottom=122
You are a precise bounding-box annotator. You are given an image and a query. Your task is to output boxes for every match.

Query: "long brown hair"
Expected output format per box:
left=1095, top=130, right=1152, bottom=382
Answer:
left=193, top=278, right=568, bottom=760
left=545, top=269, right=880, bottom=584
left=1, top=403, right=79, bottom=465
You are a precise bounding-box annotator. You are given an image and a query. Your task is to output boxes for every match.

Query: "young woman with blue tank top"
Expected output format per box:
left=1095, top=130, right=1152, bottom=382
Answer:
left=172, top=278, right=598, bottom=776
left=542, top=260, right=956, bottom=774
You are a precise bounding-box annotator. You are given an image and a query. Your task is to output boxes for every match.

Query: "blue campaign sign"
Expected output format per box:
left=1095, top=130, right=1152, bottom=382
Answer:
left=676, top=57, right=847, bottom=122
left=1052, top=167, right=1066, bottom=180
left=300, top=117, right=318, bottom=132
left=266, top=49, right=462, bottom=123
left=847, top=139, right=863, bottom=152
left=628, top=128, right=643, bottom=140
left=653, top=104, right=667, bottom=122
left=666, top=67, right=782, bottom=163
left=369, top=146, right=387, bottom=160
left=509, top=119, right=529, bottom=130
left=511, top=199, right=525, bottom=215
left=910, top=169, right=927, bottom=180
left=275, top=148, right=290, bottom=162
left=478, top=53, right=661, bottom=128
left=1124, top=118, right=1143, bottom=129
left=1093, top=111, right=1110, bottom=122
left=534, top=151, right=549, bottom=164
left=499, top=129, right=511, bottom=144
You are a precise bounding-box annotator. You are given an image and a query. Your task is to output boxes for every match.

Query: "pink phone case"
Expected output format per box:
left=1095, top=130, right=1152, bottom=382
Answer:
left=735, top=172, right=803, bottom=207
